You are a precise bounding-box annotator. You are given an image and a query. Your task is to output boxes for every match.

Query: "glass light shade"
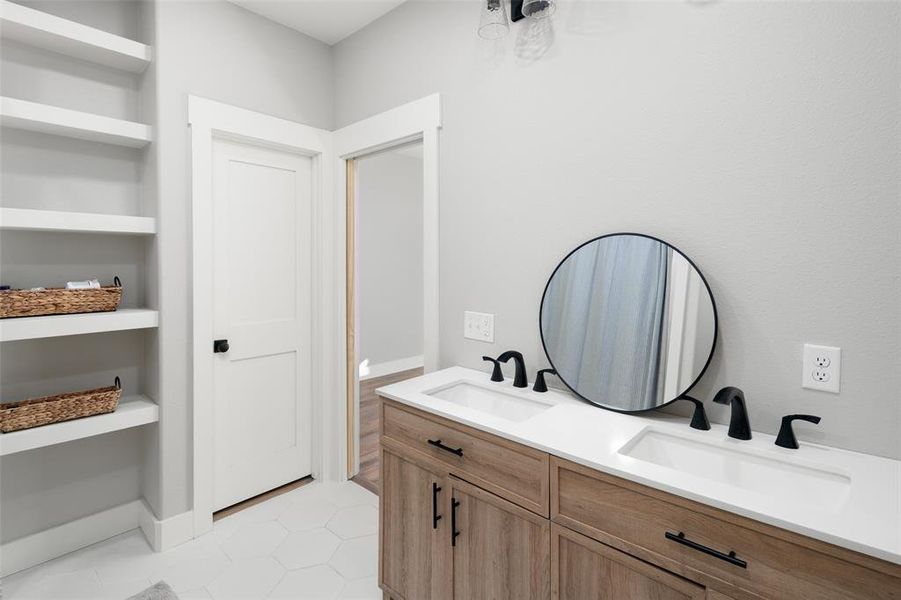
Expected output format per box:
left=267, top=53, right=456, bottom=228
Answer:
left=521, top=0, right=556, bottom=19
left=478, top=0, right=509, bottom=40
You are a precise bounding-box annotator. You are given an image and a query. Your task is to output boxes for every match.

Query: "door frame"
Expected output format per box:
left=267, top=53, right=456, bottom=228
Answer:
left=189, top=96, right=335, bottom=537
left=335, top=94, right=442, bottom=478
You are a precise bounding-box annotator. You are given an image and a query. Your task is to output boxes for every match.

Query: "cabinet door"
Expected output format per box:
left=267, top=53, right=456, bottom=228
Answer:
left=380, top=447, right=452, bottom=600
left=451, top=478, right=550, bottom=600
left=552, top=524, right=706, bottom=600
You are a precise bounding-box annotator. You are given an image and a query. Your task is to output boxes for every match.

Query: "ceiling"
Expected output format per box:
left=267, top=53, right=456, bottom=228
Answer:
left=229, top=0, right=409, bottom=45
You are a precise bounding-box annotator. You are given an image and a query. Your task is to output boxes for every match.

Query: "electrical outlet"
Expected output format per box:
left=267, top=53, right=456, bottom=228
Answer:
left=802, top=344, right=841, bottom=393
left=464, top=311, right=495, bottom=343
left=811, top=369, right=830, bottom=383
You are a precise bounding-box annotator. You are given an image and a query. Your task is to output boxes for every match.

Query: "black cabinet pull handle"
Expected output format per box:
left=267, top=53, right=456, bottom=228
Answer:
left=213, top=339, right=230, bottom=353
left=451, top=497, right=461, bottom=546
left=665, top=531, right=747, bottom=569
left=427, top=438, right=463, bottom=457
left=432, top=483, right=442, bottom=529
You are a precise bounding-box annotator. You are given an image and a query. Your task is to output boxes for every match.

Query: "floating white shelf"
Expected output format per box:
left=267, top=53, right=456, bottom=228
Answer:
left=0, top=0, right=151, bottom=73
left=0, top=309, right=159, bottom=342
left=0, top=97, right=152, bottom=148
left=0, top=395, right=159, bottom=456
left=0, top=207, right=156, bottom=235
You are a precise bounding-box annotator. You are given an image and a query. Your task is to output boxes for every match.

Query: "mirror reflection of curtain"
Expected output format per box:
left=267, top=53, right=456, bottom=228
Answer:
left=542, top=238, right=670, bottom=410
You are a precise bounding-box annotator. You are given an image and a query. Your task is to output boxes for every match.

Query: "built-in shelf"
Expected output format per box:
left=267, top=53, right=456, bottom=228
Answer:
left=0, top=97, right=152, bottom=148
left=0, top=0, right=151, bottom=73
left=0, top=208, right=156, bottom=235
left=0, top=395, right=159, bottom=456
left=0, top=309, right=159, bottom=342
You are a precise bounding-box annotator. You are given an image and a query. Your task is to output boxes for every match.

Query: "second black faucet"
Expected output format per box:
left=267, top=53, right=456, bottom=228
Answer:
left=497, top=350, right=528, bottom=388
left=712, top=386, right=752, bottom=440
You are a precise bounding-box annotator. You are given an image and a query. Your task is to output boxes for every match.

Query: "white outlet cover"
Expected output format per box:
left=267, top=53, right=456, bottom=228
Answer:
left=802, top=344, right=841, bottom=393
left=464, top=311, right=495, bottom=343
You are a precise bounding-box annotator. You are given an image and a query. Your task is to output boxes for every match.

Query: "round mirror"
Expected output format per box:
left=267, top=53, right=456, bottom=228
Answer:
left=539, top=233, right=717, bottom=412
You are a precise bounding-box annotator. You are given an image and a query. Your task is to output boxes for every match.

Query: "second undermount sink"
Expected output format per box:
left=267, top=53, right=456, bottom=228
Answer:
left=425, top=381, right=553, bottom=422
left=619, top=428, right=852, bottom=511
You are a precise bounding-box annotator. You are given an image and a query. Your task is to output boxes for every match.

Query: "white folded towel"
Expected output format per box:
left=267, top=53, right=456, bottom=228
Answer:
left=66, top=279, right=101, bottom=290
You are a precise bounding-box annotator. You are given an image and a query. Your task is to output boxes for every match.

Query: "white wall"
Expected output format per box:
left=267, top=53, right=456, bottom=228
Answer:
left=0, top=0, right=150, bottom=544
left=357, top=147, right=424, bottom=369
left=148, top=0, right=334, bottom=518
left=334, top=1, right=901, bottom=458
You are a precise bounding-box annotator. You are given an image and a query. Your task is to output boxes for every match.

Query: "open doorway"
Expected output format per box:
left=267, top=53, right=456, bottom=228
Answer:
left=347, top=141, right=425, bottom=494
left=336, top=93, right=440, bottom=493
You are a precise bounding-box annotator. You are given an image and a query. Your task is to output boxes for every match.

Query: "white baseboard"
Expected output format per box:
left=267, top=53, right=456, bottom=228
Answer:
left=359, top=355, right=424, bottom=381
left=0, top=500, right=195, bottom=576
left=0, top=500, right=143, bottom=577
left=138, top=503, right=194, bottom=552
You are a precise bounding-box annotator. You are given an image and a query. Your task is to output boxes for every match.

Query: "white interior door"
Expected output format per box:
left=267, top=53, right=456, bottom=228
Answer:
left=212, top=138, right=313, bottom=510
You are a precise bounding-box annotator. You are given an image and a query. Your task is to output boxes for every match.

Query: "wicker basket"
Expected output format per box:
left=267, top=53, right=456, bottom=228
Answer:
left=0, top=276, right=122, bottom=319
left=0, top=377, right=122, bottom=433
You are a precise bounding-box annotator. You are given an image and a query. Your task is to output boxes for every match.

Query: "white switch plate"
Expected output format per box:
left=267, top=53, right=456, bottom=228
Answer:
left=464, top=311, right=495, bottom=343
left=802, top=344, right=841, bottom=393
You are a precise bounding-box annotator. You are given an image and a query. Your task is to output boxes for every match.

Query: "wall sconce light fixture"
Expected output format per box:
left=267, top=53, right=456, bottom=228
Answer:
left=520, top=0, right=556, bottom=19
left=478, top=0, right=510, bottom=39
left=480, top=0, right=556, bottom=40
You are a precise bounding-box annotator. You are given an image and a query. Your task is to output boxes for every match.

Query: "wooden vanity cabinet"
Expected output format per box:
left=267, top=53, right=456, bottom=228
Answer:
left=552, top=457, right=901, bottom=600
left=379, top=399, right=901, bottom=600
left=381, top=400, right=550, bottom=515
left=380, top=442, right=550, bottom=600
left=552, top=524, right=707, bottom=600
left=380, top=445, right=452, bottom=600
left=450, top=477, right=550, bottom=600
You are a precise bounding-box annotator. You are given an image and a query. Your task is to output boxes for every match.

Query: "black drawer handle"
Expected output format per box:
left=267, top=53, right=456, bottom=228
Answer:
left=665, top=531, right=747, bottom=569
left=451, top=497, right=461, bottom=546
left=432, top=482, right=442, bottom=529
left=427, top=438, right=463, bottom=457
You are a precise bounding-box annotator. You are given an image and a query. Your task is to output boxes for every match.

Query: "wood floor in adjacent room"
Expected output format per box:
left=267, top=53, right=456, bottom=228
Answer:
left=352, top=367, right=424, bottom=495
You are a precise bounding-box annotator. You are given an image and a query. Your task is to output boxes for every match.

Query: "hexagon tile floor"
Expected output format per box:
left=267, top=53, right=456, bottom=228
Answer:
left=0, top=481, right=381, bottom=600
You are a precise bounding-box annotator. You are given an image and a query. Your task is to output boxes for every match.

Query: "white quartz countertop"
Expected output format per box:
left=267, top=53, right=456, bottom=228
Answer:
left=377, top=366, right=901, bottom=565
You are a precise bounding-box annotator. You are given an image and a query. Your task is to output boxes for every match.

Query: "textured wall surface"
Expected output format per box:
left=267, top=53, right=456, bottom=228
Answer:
left=334, top=1, right=901, bottom=458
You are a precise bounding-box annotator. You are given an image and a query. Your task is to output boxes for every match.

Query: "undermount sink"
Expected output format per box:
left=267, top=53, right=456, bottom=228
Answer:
left=425, top=381, right=553, bottom=422
left=619, top=428, right=852, bottom=511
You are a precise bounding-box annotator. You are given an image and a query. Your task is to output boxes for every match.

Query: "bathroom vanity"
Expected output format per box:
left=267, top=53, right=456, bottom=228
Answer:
left=376, top=234, right=901, bottom=598
left=376, top=368, right=901, bottom=600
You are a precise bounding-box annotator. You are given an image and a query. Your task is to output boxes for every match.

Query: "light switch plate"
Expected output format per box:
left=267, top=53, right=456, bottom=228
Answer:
left=802, top=344, right=841, bottom=393
left=464, top=311, right=495, bottom=343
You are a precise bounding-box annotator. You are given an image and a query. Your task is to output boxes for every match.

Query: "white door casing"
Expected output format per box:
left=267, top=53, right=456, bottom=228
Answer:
left=211, top=139, right=312, bottom=510
left=191, top=94, right=440, bottom=536
left=191, top=96, right=337, bottom=538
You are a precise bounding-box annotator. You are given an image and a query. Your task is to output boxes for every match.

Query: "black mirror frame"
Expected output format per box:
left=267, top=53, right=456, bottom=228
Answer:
left=538, top=232, right=719, bottom=414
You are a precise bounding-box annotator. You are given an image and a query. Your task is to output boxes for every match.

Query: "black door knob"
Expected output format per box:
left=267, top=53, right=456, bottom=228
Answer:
left=213, top=339, right=230, bottom=353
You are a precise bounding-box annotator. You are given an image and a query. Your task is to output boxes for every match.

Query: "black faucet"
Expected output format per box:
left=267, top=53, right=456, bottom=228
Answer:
left=482, top=356, right=504, bottom=382
left=532, top=368, right=557, bottom=393
left=775, top=414, right=821, bottom=449
left=674, top=395, right=710, bottom=431
left=497, top=350, right=528, bottom=388
left=712, top=386, right=752, bottom=440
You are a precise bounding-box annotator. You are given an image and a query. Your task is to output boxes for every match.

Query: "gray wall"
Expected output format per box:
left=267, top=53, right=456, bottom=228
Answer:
left=149, top=0, right=334, bottom=518
left=334, top=0, right=901, bottom=458
left=357, top=147, right=424, bottom=368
